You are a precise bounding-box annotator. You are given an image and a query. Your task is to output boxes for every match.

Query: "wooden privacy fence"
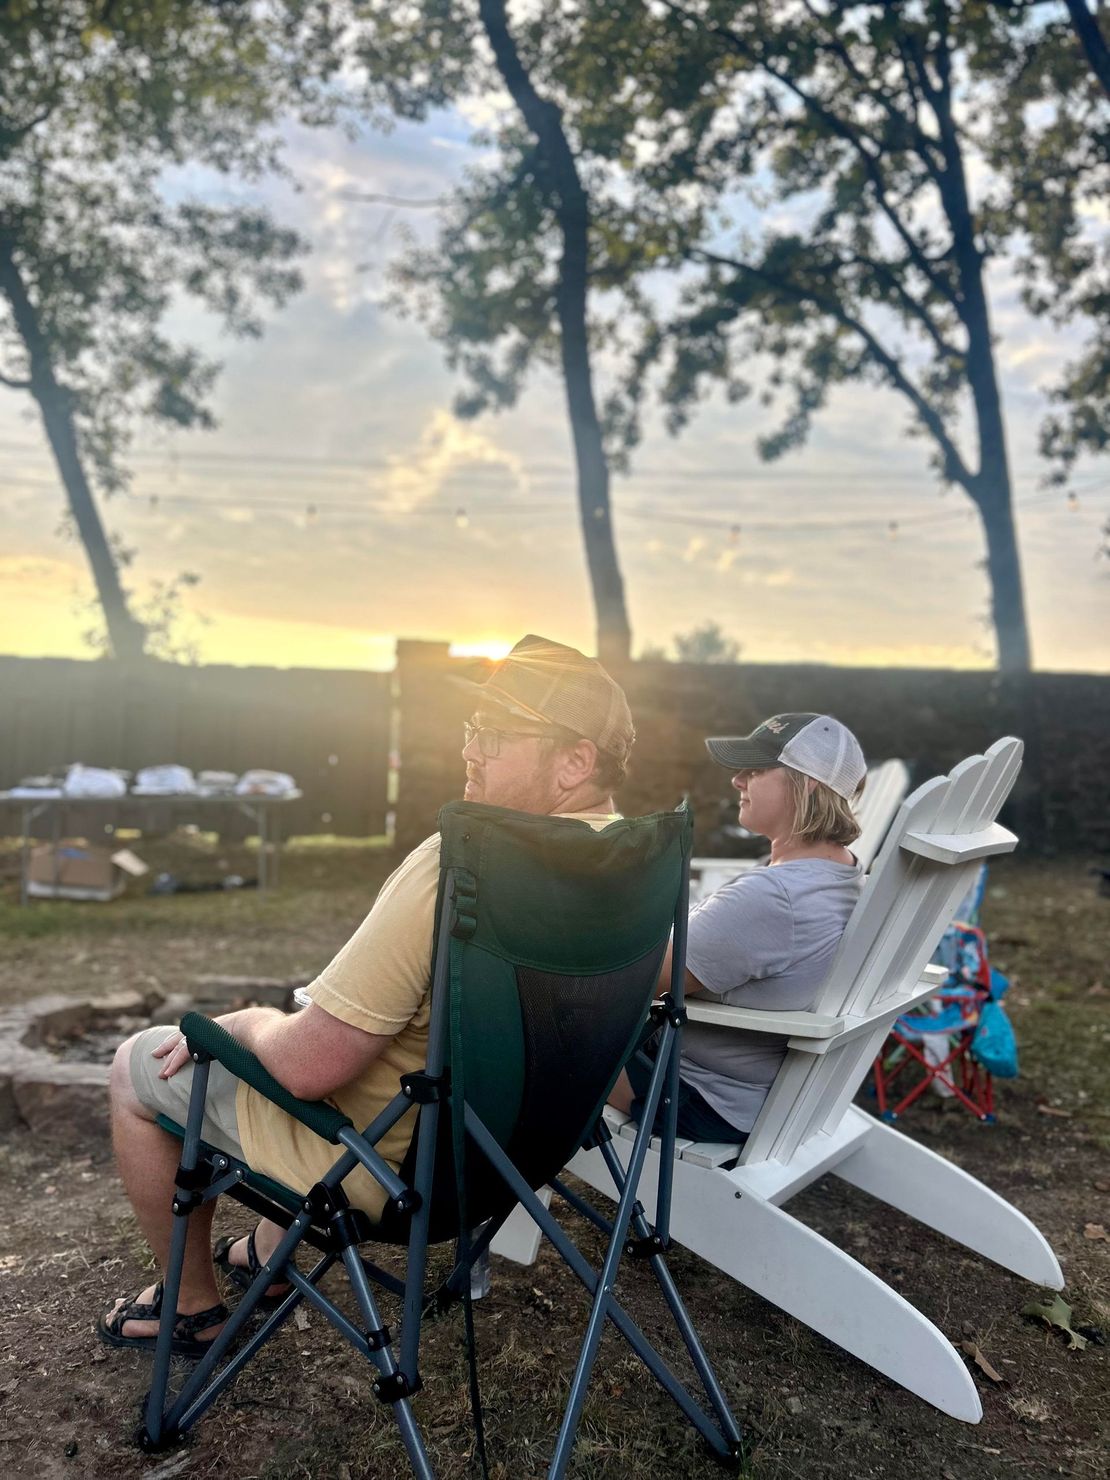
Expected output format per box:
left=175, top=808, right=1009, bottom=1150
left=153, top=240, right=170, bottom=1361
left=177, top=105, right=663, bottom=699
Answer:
left=3, top=648, right=1109, bottom=851
left=0, top=657, right=392, bottom=838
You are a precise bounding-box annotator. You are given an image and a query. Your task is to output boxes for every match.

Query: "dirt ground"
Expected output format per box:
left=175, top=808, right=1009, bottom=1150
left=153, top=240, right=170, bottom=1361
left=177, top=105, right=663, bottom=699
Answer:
left=0, top=838, right=1107, bottom=1479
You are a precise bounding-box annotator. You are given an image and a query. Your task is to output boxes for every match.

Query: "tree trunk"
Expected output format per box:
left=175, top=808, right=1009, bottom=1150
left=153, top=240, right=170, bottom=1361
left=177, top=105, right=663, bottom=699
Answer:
left=1064, top=0, right=1110, bottom=101
left=0, top=237, right=146, bottom=663
left=930, top=47, right=1032, bottom=673
left=477, top=0, right=632, bottom=665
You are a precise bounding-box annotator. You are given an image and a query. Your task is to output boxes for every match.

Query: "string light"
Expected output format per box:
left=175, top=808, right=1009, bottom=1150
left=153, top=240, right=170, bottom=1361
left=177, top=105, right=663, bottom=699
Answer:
left=305, top=503, right=318, bottom=524
left=87, top=477, right=1107, bottom=537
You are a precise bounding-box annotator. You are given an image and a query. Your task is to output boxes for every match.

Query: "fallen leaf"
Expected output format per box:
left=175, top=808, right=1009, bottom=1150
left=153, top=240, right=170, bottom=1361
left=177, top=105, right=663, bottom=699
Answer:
left=959, top=1340, right=1006, bottom=1383
left=1083, top=1223, right=1108, bottom=1242
left=1020, top=1294, right=1089, bottom=1351
left=293, top=1306, right=310, bottom=1331
left=1093, top=1180, right=1110, bottom=1193
left=1035, top=1104, right=1072, bottom=1119
left=1085, top=982, right=1108, bottom=997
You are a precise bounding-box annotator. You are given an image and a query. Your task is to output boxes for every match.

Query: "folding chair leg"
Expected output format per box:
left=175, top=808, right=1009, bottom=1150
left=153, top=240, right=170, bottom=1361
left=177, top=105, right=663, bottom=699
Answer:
left=144, top=1056, right=211, bottom=1447
left=469, top=1117, right=736, bottom=1459
left=341, top=1243, right=434, bottom=1480
left=594, top=1137, right=741, bottom=1446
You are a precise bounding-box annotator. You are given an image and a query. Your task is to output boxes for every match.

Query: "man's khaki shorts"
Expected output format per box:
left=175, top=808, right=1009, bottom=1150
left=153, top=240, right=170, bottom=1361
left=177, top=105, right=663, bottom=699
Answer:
left=129, top=1024, right=245, bottom=1160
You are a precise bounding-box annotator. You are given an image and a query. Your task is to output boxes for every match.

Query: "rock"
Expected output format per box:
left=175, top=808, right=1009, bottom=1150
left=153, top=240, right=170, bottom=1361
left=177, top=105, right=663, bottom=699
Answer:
left=785, top=1396, right=803, bottom=1415
left=12, top=1064, right=110, bottom=1145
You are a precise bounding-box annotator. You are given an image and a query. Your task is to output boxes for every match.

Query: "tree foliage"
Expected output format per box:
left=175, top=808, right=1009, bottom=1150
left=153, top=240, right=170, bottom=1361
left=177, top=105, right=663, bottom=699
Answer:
left=0, top=0, right=341, bottom=656
left=975, top=1, right=1110, bottom=482
left=673, top=620, right=741, bottom=664
left=354, top=0, right=714, bottom=662
left=576, top=0, right=1054, bottom=673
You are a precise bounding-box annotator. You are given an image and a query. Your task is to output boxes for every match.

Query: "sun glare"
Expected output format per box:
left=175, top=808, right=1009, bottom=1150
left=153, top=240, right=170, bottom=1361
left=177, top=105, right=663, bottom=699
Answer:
left=449, top=640, right=514, bottom=662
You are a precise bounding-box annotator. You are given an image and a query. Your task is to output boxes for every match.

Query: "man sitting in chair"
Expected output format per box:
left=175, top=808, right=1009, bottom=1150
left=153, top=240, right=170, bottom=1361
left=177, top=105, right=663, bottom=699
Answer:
left=100, top=635, right=635, bottom=1358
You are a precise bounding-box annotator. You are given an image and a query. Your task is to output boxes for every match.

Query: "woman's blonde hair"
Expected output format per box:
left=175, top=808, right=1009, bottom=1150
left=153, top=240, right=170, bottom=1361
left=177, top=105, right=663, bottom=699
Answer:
left=784, top=767, right=863, bottom=847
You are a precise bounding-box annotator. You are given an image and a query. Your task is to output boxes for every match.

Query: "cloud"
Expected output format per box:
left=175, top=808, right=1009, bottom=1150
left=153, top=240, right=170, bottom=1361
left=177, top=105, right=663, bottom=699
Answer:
left=0, top=553, right=77, bottom=585
left=382, top=409, right=528, bottom=511
left=741, top=565, right=795, bottom=587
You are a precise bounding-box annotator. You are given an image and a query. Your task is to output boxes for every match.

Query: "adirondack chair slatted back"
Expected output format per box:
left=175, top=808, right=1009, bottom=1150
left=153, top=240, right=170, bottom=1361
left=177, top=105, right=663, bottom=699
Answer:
left=850, top=758, right=911, bottom=872
left=740, top=739, right=1021, bottom=1167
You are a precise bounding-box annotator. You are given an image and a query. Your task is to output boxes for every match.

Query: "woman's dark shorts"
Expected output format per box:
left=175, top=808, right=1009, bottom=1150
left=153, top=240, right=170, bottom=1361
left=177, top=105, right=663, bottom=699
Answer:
left=624, top=1038, right=748, bottom=1145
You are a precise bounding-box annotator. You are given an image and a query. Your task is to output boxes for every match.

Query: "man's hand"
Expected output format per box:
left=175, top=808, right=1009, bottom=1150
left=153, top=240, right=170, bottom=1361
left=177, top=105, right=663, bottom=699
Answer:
left=149, top=1003, right=390, bottom=1101
left=151, top=1007, right=281, bottom=1080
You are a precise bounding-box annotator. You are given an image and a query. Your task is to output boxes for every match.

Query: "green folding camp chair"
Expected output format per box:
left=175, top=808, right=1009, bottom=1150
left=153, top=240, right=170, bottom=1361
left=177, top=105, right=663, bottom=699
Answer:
left=140, top=800, right=742, bottom=1477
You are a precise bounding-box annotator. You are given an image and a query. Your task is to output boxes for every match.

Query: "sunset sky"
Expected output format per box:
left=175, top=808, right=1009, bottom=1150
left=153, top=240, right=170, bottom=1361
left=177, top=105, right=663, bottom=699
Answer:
left=1, top=101, right=1107, bottom=675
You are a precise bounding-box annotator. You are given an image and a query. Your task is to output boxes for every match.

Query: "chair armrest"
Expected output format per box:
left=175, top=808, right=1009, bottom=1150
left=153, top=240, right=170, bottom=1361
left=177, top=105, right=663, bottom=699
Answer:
left=685, top=1001, right=846, bottom=1039
left=180, top=1011, right=352, bottom=1144
left=683, top=965, right=948, bottom=1043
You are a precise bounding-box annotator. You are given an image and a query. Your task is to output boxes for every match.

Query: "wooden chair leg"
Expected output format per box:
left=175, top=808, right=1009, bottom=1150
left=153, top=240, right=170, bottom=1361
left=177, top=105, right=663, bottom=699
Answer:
left=832, top=1112, right=1063, bottom=1287
left=567, top=1143, right=984, bottom=1423
left=490, top=1186, right=552, bottom=1265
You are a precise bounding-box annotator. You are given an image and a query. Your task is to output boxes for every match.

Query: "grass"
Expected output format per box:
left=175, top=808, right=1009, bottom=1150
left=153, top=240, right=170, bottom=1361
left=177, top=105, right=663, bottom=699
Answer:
left=0, top=841, right=1107, bottom=1477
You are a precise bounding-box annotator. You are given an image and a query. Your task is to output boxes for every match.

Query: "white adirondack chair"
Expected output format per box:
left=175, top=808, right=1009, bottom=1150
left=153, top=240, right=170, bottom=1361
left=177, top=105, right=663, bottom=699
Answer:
left=492, top=739, right=1063, bottom=1423
left=689, top=757, right=910, bottom=902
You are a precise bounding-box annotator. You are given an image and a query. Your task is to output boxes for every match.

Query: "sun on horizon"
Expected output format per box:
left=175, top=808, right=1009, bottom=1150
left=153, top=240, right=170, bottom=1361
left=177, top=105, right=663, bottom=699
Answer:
left=448, top=640, right=515, bottom=662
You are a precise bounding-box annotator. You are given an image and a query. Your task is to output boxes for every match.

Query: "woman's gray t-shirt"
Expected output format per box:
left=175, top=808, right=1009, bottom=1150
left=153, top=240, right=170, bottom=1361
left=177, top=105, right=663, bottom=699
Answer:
left=681, top=858, right=863, bottom=1133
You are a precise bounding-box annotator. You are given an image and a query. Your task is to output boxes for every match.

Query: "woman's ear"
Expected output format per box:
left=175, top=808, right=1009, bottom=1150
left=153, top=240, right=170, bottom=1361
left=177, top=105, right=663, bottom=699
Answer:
left=804, top=775, right=817, bottom=795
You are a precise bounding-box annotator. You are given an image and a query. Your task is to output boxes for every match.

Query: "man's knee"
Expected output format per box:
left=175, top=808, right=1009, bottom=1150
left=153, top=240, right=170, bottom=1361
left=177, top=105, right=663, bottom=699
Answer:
left=111, top=1031, right=149, bottom=1114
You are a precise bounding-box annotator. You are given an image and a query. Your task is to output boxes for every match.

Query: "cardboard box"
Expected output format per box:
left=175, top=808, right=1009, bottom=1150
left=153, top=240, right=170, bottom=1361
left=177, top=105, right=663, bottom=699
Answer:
left=27, top=841, right=148, bottom=902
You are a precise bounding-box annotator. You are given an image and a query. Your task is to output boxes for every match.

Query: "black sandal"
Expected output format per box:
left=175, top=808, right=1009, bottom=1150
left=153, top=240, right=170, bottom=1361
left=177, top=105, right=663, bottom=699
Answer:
left=97, top=1281, right=228, bottom=1360
left=213, top=1228, right=294, bottom=1311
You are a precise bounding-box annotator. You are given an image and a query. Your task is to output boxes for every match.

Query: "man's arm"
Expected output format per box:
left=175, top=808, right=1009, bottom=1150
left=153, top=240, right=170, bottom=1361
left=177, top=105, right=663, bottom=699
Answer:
left=152, top=1002, right=392, bottom=1102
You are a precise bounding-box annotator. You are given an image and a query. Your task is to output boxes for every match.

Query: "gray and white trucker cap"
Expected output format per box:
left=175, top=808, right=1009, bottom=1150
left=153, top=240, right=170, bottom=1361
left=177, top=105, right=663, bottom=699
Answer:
left=705, top=713, right=866, bottom=800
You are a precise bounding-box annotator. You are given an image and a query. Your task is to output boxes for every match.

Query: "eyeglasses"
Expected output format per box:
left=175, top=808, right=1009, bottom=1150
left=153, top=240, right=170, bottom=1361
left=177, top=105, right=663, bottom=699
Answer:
left=463, top=720, right=560, bottom=759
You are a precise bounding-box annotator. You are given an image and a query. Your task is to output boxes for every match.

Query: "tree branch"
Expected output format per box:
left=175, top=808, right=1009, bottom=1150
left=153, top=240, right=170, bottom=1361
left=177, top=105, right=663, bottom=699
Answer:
left=696, top=247, right=974, bottom=488
left=661, top=1, right=951, bottom=300
left=0, top=370, right=32, bottom=390
left=1064, top=0, right=1110, bottom=100
left=841, top=250, right=963, bottom=360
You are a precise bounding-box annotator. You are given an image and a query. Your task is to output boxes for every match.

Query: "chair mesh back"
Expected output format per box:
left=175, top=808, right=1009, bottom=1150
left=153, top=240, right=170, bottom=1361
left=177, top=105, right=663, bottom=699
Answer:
left=507, top=944, right=668, bottom=1186
left=374, top=801, right=690, bottom=1246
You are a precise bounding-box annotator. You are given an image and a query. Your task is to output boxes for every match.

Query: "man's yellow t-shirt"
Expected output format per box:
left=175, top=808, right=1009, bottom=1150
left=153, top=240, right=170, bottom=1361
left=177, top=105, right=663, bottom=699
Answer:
left=236, top=814, right=620, bottom=1218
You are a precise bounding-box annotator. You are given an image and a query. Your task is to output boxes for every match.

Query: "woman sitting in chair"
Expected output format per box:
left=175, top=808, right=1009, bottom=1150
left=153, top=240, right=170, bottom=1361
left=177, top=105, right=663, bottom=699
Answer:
left=610, top=713, right=866, bottom=1146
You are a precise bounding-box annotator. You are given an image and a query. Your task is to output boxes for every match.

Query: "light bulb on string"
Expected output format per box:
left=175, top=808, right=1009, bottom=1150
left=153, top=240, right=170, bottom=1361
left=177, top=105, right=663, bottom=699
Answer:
left=887, top=520, right=899, bottom=540
left=305, top=503, right=318, bottom=525
left=1067, top=491, right=1080, bottom=512
left=149, top=493, right=159, bottom=511
left=455, top=508, right=469, bottom=530
left=728, top=524, right=741, bottom=545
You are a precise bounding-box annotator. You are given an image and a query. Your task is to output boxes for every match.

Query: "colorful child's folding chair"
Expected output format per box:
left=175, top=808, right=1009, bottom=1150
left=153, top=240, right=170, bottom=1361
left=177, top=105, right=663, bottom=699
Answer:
left=872, top=877, right=1018, bottom=1123
left=138, top=800, right=742, bottom=1477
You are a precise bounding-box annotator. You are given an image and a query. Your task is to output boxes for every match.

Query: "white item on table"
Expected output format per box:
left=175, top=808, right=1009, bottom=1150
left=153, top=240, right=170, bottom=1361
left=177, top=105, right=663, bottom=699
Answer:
left=234, top=769, right=296, bottom=797
left=64, top=763, right=128, bottom=799
left=133, top=764, right=197, bottom=795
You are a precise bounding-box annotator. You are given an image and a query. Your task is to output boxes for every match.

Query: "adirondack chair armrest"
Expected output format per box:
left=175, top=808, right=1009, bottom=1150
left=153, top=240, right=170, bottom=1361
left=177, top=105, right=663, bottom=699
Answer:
left=900, top=821, right=1017, bottom=865
left=685, top=964, right=948, bottom=1054
left=685, top=1001, right=846, bottom=1039
left=783, top=966, right=952, bottom=1055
